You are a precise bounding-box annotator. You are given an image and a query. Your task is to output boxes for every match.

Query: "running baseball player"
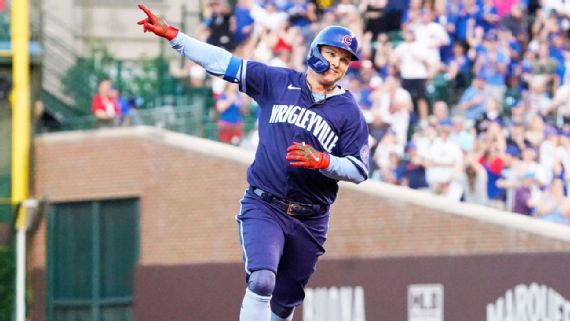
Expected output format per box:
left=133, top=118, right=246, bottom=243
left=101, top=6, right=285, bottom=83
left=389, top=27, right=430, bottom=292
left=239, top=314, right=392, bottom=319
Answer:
left=137, top=5, right=370, bottom=321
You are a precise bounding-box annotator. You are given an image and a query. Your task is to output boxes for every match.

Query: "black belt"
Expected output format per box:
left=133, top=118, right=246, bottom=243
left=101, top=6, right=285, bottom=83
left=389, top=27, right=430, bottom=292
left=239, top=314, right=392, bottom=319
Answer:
left=250, top=187, right=328, bottom=217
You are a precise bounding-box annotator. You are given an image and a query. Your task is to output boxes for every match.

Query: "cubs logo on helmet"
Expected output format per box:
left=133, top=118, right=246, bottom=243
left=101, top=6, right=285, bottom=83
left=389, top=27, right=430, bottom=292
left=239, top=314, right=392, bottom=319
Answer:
left=307, top=25, right=359, bottom=73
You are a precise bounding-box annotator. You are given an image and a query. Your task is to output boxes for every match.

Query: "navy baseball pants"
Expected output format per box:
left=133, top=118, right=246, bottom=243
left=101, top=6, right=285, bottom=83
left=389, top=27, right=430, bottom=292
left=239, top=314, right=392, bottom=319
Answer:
left=236, top=188, right=329, bottom=309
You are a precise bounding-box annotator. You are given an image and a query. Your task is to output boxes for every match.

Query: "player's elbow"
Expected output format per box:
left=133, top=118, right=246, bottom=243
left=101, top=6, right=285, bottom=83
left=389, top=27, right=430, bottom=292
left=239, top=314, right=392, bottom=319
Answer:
left=356, top=176, right=368, bottom=184
left=351, top=173, right=368, bottom=184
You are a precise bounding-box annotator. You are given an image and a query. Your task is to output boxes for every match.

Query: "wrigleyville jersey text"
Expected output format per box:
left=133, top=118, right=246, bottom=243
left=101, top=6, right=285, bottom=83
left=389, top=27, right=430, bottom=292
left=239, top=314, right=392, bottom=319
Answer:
left=269, top=104, right=338, bottom=153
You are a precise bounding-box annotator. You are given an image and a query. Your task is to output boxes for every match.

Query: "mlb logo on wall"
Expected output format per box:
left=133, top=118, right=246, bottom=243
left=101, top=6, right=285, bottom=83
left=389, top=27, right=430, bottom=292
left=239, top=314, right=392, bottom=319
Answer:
left=408, top=284, right=444, bottom=321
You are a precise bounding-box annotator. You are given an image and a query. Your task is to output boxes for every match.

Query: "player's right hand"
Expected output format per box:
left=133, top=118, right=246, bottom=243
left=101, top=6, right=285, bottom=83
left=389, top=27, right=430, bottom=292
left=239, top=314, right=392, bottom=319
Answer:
left=137, top=4, right=179, bottom=41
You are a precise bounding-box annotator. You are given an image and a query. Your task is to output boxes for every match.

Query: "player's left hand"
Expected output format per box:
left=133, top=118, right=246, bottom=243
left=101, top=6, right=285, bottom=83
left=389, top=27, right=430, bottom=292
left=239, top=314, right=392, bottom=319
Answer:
left=137, top=4, right=179, bottom=41
left=286, top=142, right=330, bottom=170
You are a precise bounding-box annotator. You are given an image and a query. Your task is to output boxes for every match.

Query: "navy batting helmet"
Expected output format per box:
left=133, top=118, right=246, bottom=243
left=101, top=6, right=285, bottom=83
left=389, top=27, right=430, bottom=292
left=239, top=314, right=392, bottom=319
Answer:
left=307, top=25, right=359, bottom=73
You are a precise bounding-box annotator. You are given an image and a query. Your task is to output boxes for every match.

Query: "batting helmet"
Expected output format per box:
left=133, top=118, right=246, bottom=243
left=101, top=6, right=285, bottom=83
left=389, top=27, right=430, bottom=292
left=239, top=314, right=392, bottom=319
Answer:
left=307, top=25, right=359, bottom=73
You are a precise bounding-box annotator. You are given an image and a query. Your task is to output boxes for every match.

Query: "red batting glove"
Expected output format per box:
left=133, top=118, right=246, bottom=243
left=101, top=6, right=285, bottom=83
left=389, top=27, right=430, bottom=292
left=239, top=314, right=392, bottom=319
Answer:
left=286, top=142, right=330, bottom=170
left=137, top=4, right=179, bottom=41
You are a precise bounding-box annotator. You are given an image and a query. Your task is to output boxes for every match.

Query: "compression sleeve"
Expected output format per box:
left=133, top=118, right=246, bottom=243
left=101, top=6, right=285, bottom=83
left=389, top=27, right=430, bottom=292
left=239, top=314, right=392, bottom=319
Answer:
left=169, top=32, right=241, bottom=82
left=320, top=154, right=367, bottom=184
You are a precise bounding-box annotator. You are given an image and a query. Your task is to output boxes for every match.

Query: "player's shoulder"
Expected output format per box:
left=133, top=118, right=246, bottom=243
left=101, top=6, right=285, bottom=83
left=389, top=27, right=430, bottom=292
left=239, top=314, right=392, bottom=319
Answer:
left=329, top=89, right=365, bottom=122
left=246, top=60, right=302, bottom=82
left=247, top=60, right=298, bottom=76
left=337, top=89, right=361, bottom=112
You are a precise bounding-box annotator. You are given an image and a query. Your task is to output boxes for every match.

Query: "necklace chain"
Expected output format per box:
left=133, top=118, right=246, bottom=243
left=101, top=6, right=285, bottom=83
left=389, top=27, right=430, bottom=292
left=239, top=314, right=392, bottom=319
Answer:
left=306, top=77, right=335, bottom=105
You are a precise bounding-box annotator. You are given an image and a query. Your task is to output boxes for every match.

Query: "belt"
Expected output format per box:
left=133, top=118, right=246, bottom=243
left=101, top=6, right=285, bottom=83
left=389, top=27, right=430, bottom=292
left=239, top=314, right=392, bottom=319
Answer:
left=250, top=187, right=328, bottom=217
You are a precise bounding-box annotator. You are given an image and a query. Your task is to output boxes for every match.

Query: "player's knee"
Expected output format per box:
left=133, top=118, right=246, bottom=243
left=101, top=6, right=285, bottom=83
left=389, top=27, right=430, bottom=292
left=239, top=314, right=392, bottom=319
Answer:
left=247, top=270, right=276, bottom=296
left=271, top=301, right=294, bottom=319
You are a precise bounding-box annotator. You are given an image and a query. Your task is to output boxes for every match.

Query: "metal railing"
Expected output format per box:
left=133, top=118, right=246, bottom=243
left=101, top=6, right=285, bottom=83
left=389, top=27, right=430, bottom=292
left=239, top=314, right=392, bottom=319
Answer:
left=45, top=104, right=220, bottom=140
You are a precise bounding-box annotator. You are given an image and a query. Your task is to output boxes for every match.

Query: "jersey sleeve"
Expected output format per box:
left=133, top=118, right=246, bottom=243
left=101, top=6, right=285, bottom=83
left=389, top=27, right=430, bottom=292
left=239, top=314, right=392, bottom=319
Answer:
left=336, top=106, right=370, bottom=179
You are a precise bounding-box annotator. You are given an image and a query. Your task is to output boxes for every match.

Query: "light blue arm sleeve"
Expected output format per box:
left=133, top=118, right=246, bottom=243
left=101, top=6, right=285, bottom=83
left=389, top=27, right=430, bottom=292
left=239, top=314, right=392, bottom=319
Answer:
left=319, top=155, right=368, bottom=184
left=169, top=32, right=241, bottom=81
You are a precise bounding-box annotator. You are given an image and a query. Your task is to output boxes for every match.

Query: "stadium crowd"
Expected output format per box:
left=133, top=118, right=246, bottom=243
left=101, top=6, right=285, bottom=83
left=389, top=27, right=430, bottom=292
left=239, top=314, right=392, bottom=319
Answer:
left=183, top=0, right=570, bottom=224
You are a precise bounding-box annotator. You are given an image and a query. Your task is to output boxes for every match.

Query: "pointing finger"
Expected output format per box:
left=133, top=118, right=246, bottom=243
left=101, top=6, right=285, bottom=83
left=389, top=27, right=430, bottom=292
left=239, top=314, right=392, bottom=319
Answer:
left=138, top=4, right=157, bottom=23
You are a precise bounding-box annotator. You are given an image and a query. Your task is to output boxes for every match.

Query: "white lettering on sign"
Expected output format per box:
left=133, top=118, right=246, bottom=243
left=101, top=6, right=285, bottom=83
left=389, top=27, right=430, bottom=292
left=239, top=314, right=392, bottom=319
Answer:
left=487, top=283, right=570, bottom=321
left=408, top=284, right=444, bottom=321
left=303, top=286, right=366, bottom=321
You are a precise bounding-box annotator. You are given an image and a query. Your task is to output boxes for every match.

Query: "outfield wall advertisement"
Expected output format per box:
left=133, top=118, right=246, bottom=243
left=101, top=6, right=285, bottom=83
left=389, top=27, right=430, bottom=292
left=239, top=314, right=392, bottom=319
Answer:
left=134, top=252, right=570, bottom=321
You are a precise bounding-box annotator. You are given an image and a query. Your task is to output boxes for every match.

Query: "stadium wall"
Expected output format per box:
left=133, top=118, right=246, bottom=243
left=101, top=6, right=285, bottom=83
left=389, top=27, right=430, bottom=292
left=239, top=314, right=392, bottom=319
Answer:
left=28, top=127, right=570, bottom=321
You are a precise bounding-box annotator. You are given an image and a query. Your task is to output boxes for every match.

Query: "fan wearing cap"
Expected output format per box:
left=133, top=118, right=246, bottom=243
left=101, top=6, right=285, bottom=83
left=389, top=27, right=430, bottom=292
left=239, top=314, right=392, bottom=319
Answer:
left=136, top=5, right=369, bottom=321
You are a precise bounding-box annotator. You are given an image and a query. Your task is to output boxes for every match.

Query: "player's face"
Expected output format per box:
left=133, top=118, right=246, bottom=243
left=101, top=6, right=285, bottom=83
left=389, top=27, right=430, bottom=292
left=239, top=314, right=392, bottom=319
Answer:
left=320, top=45, right=352, bottom=85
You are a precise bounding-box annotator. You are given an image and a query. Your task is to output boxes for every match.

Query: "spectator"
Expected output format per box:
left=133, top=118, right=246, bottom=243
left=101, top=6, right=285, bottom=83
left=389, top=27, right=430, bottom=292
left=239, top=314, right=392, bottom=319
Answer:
left=429, top=100, right=449, bottom=127
left=199, top=0, right=236, bottom=51
left=475, top=96, right=505, bottom=134
left=473, top=29, right=509, bottom=101
left=424, top=119, right=464, bottom=200
left=400, top=141, right=429, bottom=190
left=370, top=75, right=412, bottom=145
left=233, top=0, right=255, bottom=55
left=91, top=79, right=120, bottom=127
left=539, top=126, right=561, bottom=175
left=360, top=0, right=388, bottom=40
left=558, top=130, right=570, bottom=190
left=373, top=129, right=404, bottom=180
left=393, top=27, right=430, bottom=123
left=549, top=73, right=570, bottom=127
left=249, top=1, right=288, bottom=31
left=501, top=4, right=529, bottom=44
left=506, top=121, right=532, bottom=156
left=512, top=171, right=537, bottom=215
left=118, top=94, right=143, bottom=127
left=287, top=0, right=317, bottom=30
left=216, top=82, right=248, bottom=145
left=533, top=178, right=567, bottom=218
left=460, top=153, right=489, bottom=205
left=496, top=144, right=522, bottom=211
left=381, top=151, right=405, bottom=185
left=524, top=76, right=553, bottom=118
left=480, top=0, right=500, bottom=32
left=372, top=32, right=394, bottom=77
left=525, top=114, right=545, bottom=147
left=480, top=138, right=506, bottom=210
left=506, top=99, right=526, bottom=125
left=452, top=0, right=480, bottom=42
left=445, top=41, right=472, bottom=100
left=449, top=115, right=476, bottom=153
left=413, top=8, right=450, bottom=76
left=458, top=73, right=488, bottom=121
left=530, top=42, right=560, bottom=93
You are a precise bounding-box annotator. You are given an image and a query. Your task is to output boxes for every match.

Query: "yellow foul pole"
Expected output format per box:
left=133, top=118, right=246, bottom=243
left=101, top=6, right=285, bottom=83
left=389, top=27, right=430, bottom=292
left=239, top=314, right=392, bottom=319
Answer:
left=11, top=0, right=31, bottom=228
left=11, top=2, right=32, bottom=320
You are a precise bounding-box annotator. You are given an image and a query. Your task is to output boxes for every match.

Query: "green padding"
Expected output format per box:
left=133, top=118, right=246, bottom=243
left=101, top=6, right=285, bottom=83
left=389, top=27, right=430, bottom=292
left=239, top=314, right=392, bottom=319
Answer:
left=49, top=199, right=138, bottom=321
left=53, top=202, right=94, bottom=299
left=99, top=200, right=137, bottom=298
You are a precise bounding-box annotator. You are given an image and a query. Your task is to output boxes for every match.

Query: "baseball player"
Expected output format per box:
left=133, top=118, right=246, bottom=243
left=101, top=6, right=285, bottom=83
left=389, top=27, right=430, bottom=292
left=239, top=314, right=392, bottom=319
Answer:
left=137, top=5, right=370, bottom=321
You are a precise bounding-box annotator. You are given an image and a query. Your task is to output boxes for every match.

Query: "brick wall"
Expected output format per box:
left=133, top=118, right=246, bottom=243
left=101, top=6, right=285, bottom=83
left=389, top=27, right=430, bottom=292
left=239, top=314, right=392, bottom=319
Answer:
left=29, top=127, right=570, bottom=270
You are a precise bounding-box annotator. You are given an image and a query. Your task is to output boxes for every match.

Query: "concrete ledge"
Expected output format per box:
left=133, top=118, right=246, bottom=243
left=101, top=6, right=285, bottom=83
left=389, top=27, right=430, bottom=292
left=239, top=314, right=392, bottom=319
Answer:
left=343, top=180, right=570, bottom=242
left=36, top=126, right=255, bottom=165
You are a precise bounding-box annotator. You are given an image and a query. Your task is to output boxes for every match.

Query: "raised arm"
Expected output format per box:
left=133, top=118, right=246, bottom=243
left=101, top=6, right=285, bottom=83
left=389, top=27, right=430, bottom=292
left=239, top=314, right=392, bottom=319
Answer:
left=137, top=4, right=241, bottom=83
